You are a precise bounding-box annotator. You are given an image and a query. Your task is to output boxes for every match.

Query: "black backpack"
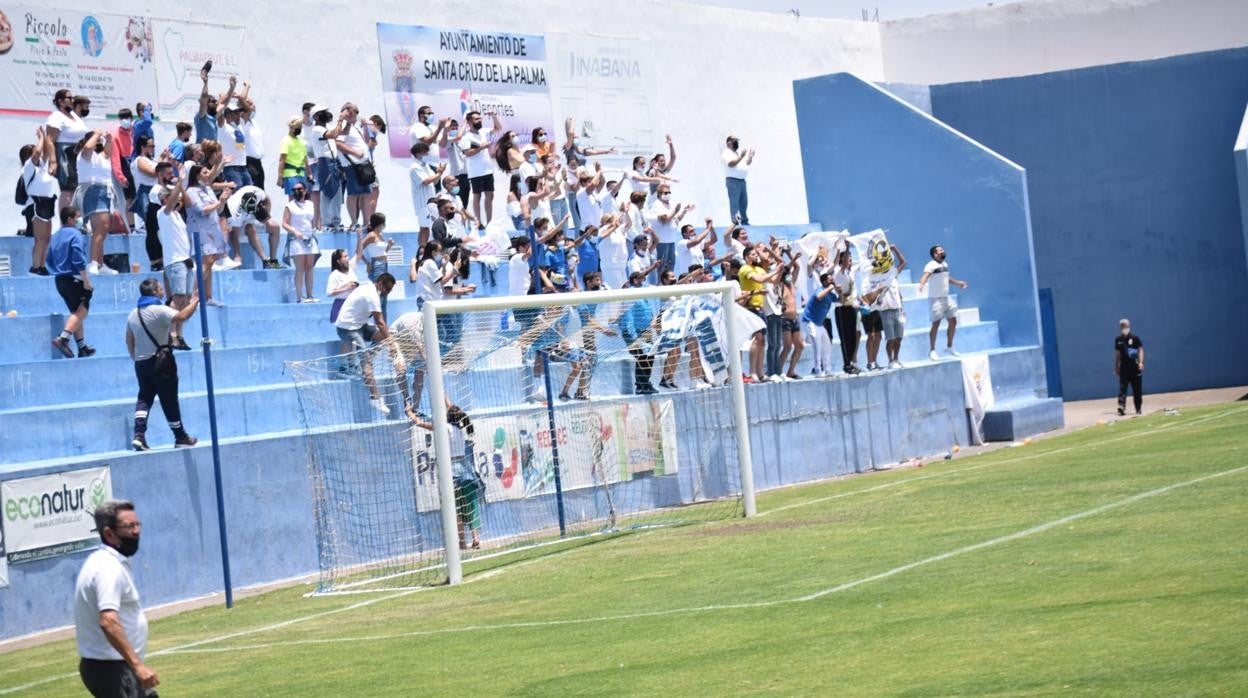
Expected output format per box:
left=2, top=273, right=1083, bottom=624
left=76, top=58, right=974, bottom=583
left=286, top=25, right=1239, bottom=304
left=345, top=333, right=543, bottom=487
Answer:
left=14, top=172, right=28, bottom=207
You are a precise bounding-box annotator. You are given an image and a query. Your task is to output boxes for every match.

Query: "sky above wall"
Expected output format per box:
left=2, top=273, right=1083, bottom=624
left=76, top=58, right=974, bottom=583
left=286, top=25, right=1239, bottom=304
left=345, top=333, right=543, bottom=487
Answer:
left=678, top=0, right=1020, bottom=21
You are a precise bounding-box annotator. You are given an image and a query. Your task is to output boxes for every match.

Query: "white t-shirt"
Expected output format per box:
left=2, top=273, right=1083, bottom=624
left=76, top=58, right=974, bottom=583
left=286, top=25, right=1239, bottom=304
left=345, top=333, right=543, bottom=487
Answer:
left=444, top=133, right=467, bottom=175
left=508, top=251, right=530, bottom=296
left=336, top=123, right=369, bottom=166
left=77, top=150, right=112, bottom=185
left=21, top=159, right=58, bottom=199
left=409, top=160, right=438, bottom=224
left=157, top=207, right=191, bottom=266
left=131, top=155, right=158, bottom=188
left=227, top=185, right=267, bottom=226
left=327, top=264, right=359, bottom=299
left=869, top=275, right=902, bottom=311
left=518, top=161, right=540, bottom=192
left=923, top=260, right=951, bottom=298
left=309, top=125, right=333, bottom=160
left=722, top=148, right=749, bottom=179
left=335, top=283, right=382, bottom=330
left=285, top=200, right=315, bottom=236
left=575, top=187, right=612, bottom=231
left=458, top=127, right=494, bottom=179
left=832, top=268, right=857, bottom=307
left=408, top=121, right=434, bottom=149
left=628, top=251, right=654, bottom=276
left=391, top=311, right=426, bottom=363
left=415, top=258, right=446, bottom=302
left=74, top=546, right=149, bottom=661
left=242, top=118, right=265, bottom=159
left=674, top=237, right=699, bottom=275
left=128, top=305, right=179, bottom=359
left=599, top=229, right=629, bottom=269
left=223, top=121, right=248, bottom=164
left=47, top=110, right=88, bottom=144
left=727, top=237, right=746, bottom=262
left=646, top=200, right=680, bottom=244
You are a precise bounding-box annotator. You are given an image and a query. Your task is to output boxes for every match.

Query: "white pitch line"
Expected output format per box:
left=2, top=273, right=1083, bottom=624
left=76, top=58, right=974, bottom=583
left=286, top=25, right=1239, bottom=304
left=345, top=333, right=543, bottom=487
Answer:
left=760, top=406, right=1245, bottom=518
left=154, top=463, right=1248, bottom=656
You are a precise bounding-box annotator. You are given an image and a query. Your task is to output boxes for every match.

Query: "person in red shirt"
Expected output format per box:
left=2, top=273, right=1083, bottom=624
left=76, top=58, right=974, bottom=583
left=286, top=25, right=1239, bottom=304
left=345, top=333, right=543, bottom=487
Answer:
left=111, top=108, right=136, bottom=227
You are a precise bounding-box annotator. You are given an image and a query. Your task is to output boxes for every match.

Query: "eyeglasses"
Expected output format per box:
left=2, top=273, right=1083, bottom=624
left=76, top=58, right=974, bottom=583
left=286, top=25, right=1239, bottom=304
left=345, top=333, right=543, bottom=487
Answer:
left=113, top=521, right=142, bottom=531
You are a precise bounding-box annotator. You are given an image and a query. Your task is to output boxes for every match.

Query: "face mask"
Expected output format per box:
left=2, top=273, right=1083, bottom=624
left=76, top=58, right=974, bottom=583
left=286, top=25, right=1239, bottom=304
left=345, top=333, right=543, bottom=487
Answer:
left=936, top=253, right=946, bottom=262
left=450, top=186, right=460, bottom=195
left=293, top=190, right=306, bottom=201
left=526, top=153, right=537, bottom=163
left=1121, top=328, right=1130, bottom=336
left=423, top=114, right=433, bottom=125
left=572, top=137, right=582, bottom=147
left=447, top=129, right=458, bottom=138
left=660, top=193, right=671, bottom=202
left=536, top=134, right=546, bottom=143
left=120, top=118, right=133, bottom=129
left=291, top=127, right=302, bottom=137
left=94, top=142, right=105, bottom=153
left=434, top=253, right=444, bottom=264
left=367, top=126, right=377, bottom=139
left=114, top=534, right=140, bottom=557
left=79, top=108, right=91, bottom=118
left=207, top=106, right=218, bottom=117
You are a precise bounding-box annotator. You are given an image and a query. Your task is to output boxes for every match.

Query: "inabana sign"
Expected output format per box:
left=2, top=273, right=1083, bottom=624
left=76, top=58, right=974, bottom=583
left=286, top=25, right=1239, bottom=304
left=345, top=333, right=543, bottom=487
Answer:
left=1, top=466, right=112, bottom=564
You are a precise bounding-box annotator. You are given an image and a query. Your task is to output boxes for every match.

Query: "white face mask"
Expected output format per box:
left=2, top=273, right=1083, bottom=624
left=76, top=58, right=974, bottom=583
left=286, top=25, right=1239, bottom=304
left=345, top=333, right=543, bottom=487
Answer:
left=1121, top=327, right=1130, bottom=336
left=120, top=118, right=133, bottom=129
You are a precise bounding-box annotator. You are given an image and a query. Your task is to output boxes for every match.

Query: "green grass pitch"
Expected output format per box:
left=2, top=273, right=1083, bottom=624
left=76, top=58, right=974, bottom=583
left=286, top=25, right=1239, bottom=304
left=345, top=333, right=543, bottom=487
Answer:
left=3, top=404, right=1246, bottom=696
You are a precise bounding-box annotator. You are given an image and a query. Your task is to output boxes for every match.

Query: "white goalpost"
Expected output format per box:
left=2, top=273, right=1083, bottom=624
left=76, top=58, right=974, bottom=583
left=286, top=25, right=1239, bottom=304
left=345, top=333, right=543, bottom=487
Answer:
left=288, top=281, right=755, bottom=593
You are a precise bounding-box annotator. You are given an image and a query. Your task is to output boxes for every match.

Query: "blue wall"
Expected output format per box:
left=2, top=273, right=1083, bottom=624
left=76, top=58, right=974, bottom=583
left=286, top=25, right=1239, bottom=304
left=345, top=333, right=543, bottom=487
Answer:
left=930, top=47, right=1248, bottom=400
left=793, top=72, right=1041, bottom=349
left=1236, top=103, right=1248, bottom=279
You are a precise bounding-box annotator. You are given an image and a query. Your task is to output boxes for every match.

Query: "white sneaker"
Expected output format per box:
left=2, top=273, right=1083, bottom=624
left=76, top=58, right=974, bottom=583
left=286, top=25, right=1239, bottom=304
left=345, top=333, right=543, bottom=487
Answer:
left=693, top=380, right=713, bottom=390
left=205, top=298, right=225, bottom=308
left=87, top=261, right=101, bottom=274
left=929, top=350, right=940, bottom=362
left=888, top=360, right=901, bottom=370
left=947, top=348, right=961, bottom=357
left=99, top=264, right=119, bottom=275
left=371, top=398, right=390, bottom=416
left=223, top=257, right=243, bottom=270
left=768, top=374, right=783, bottom=383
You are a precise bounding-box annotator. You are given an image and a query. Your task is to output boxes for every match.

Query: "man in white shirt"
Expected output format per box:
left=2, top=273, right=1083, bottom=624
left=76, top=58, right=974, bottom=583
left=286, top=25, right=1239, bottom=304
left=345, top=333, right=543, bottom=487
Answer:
left=508, top=235, right=533, bottom=297
left=407, top=105, right=449, bottom=149
left=646, top=183, right=691, bottom=276
left=335, top=273, right=396, bottom=415
left=918, top=244, right=969, bottom=361
left=328, top=102, right=373, bottom=231
left=864, top=245, right=908, bottom=369
left=722, top=135, right=754, bottom=225
left=224, top=184, right=280, bottom=269
left=575, top=164, right=613, bottom=234
left=74, top=499, right=158, bottom=696
left=154, top=178, right=196, bottom=350
left=457, top=110, right=502, bottom=227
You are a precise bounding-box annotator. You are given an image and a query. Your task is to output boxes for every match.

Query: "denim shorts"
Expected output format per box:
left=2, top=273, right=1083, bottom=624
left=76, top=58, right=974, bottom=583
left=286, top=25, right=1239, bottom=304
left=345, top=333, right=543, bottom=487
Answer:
left=880, top=308, right=904, bottom=341
left=344, top=165, right=371, bottom=196
left=282, top=174, right=308, bottom=197
left=221, top=165, right=252, bottom=189
left=336, top=324, right=378, bottom=350
left=166, top=259, right=193, bottom=296
left=80, top=183, right=116, bottom=216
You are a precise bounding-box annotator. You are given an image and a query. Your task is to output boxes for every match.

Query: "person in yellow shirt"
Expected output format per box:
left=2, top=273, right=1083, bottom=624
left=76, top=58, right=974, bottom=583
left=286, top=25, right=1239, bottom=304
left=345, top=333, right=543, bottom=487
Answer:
left=277, top=116, right=310, bottom=199
left=737, top=244, right=782, bottom=382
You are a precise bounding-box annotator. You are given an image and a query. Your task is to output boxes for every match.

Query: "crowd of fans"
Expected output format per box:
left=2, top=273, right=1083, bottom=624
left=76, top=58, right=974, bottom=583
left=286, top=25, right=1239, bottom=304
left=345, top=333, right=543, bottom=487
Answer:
left=13, top=76, right=974, bottom=441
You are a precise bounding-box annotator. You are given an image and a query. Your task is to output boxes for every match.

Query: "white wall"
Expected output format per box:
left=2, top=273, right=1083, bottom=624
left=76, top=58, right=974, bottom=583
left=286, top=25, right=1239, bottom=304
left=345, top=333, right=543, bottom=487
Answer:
left=0, top=0, right=884, bottom=234
left=881, top=0, right=1248, bottom=85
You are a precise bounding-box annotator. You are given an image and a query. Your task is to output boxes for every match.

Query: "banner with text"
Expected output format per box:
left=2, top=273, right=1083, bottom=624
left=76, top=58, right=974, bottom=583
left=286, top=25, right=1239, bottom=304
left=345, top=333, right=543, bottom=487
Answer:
left=411, top=401, right=678, bottom=511
left=2, top=466, right=112, bottom=564
left=0, top=6, right=157, bottom=113
left=547, top=34, right=658, bottom=174
left=151, top=19, right=248, bottom=121
left=376, top=23, right=552, bottom=159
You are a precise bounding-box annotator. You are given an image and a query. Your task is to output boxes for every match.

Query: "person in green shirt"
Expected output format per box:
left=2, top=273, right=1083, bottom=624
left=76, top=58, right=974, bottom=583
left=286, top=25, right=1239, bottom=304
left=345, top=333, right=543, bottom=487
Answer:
left=277, top=116, right=309, bottom=199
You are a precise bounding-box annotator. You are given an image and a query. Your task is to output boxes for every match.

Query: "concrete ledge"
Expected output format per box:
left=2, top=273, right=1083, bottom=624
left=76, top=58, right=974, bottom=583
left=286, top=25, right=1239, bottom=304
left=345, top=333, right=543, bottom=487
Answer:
left=982, top=397, right=1065, bottom=442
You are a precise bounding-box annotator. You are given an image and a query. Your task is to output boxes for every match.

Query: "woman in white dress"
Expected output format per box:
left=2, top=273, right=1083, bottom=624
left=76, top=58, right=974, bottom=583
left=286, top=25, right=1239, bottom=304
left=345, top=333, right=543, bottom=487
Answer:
left=75, top=130, right=119, bottom=274
left=185, top=162, right=230, bottom=306
left=282, top=181, right=320, bottom=302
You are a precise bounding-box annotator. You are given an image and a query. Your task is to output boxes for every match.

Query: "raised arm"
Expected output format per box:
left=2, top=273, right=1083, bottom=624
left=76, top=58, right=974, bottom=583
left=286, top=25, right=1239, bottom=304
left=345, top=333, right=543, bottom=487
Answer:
left=664, top=134, right=676, bottom=172
left=217, top=75, right=237, bottom=127
left=197, top=69, right=211, bottom=118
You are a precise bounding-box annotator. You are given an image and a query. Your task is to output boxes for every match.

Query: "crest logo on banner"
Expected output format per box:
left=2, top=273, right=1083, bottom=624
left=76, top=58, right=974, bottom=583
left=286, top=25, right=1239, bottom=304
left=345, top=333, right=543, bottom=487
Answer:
left=392, top=48, right=414, bottom=92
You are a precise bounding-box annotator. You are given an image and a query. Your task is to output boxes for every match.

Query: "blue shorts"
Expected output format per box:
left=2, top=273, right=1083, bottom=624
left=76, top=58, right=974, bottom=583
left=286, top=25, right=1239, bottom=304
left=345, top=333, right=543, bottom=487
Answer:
left=81, top=183, right=116, bottom=216
left=221, top=165, right=252, bottom=189
left=166, top=259, right=193, bottom=296
left=880, top=308, right=904, bottom=341
left=336, top=324, right=378, bottom=350
left=344, top=165, right=371, bottom=196
left=282, top=175, right=308, bottom=197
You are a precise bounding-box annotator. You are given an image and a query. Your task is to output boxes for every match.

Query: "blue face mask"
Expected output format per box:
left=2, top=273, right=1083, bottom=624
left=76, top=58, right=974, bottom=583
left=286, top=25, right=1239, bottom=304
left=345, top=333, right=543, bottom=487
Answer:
left=423, top=114, right=433, bottom=125
left=526, top=153, right=537, bottom=163
left=447, top=129, right=458, bottom=138
left=450, top=186, right=460, bottom=195
left=434, top=253, right=444, bottom=264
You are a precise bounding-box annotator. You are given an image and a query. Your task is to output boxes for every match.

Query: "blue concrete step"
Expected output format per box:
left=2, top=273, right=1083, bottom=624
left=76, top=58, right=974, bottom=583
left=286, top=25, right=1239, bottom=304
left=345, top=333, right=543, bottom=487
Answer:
left=983, top=346, right=1050, bottom=403
left=982, top=397, right=1065, bottom=442
left=0, top=298, right=428, bottom=363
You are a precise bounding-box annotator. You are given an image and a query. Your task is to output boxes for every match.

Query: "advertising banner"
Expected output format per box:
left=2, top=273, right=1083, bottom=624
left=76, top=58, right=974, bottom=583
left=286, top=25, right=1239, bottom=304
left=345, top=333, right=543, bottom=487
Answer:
left=410, top=401, right=678, bottom=511
left=547, top=33, right=659, bottom=173
left=0, top=6, right=157, bottom=113
left=2, top=466, right=112, bottom=564
left=150, top=19, right=248, bottom=121
left=376, top=23, right=553, bottom=159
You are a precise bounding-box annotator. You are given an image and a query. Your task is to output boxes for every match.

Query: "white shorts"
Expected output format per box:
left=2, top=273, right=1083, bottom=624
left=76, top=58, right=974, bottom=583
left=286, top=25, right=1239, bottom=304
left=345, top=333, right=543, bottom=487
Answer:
left=415, top=202, right=433, bottom=229
left=930, top=296, right=958, bottom=322
left=228, top=210, right=258, bottom=230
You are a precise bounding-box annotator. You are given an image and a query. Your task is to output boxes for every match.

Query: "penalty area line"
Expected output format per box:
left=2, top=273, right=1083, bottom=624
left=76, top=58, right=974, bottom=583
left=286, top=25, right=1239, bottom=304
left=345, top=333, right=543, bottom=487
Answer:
left=157, top=463, right=1248, bottom=655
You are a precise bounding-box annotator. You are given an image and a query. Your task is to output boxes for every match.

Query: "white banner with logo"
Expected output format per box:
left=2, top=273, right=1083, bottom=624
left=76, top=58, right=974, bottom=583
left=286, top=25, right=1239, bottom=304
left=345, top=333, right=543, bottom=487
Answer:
left=150, top=19, right=249, bottom=121
left=1, top=466, right=112, bottom=564
left=411, top=400, right=678, bottom=511
left=376, top=23, right=553, bottom=159
left=0, top=6, right=157, bottom=113
left=961, top=355, right=996, bottom=445
left=547, top=33, right=658, bottom=174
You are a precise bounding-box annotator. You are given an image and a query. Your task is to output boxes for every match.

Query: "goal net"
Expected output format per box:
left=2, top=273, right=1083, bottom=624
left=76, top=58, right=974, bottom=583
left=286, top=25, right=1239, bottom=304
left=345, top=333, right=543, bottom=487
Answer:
left=287, top=281, right=754, bottom=594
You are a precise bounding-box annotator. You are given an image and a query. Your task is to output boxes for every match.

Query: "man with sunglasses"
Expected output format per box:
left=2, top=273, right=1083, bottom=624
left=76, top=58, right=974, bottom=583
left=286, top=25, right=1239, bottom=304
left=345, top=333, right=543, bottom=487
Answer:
left=74, top=500, right=159, bottom=697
